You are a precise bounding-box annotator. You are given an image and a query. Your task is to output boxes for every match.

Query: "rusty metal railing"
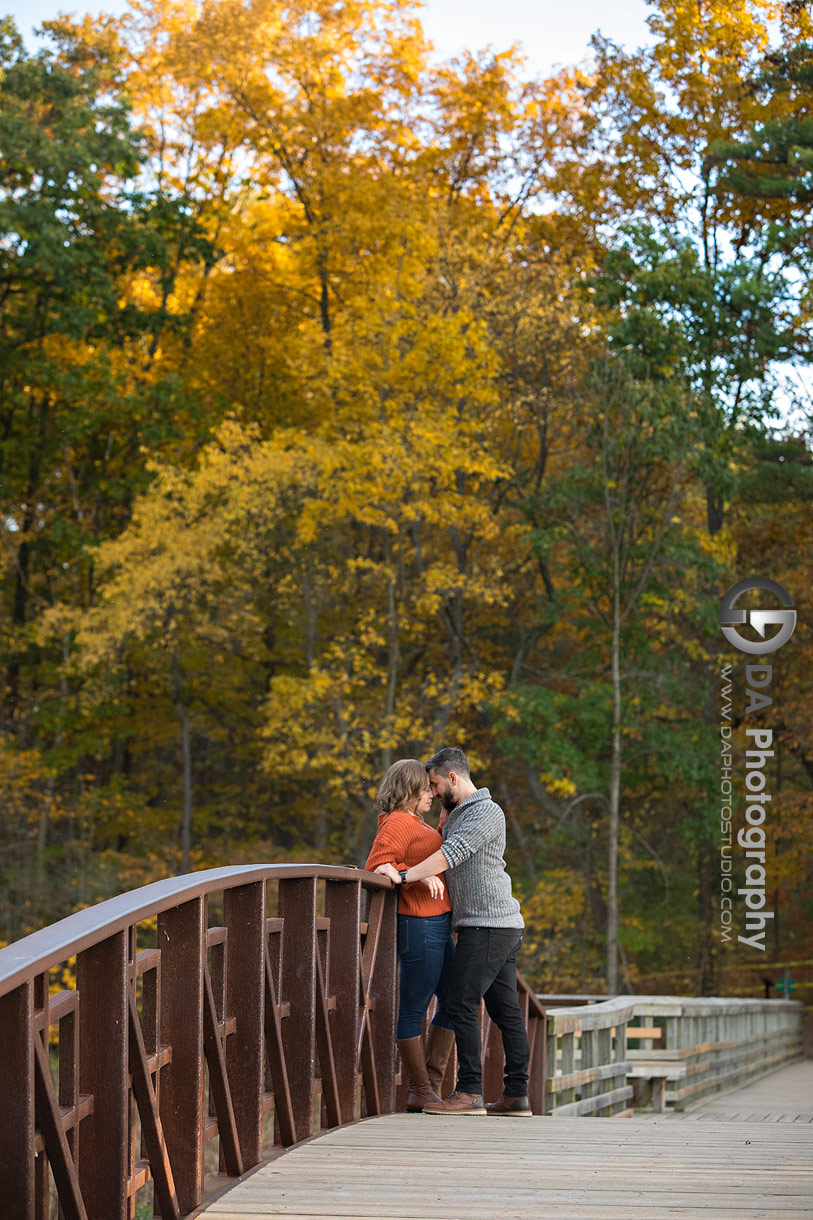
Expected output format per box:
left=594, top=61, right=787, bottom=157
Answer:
left=0, top=864, right=547, bottom=1220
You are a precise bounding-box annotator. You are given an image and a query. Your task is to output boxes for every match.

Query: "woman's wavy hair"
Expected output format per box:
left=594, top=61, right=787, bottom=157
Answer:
left=375, top=759, right=429, bottom=814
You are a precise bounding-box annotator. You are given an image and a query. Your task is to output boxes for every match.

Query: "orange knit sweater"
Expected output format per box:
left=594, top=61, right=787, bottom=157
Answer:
left=365, top=810, right=451, bottom=917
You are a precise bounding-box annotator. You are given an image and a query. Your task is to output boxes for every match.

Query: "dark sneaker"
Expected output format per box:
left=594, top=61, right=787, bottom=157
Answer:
left=485, top=1094, right=533, bottom=1116
left=423, top=1090, right=487, bottom=1115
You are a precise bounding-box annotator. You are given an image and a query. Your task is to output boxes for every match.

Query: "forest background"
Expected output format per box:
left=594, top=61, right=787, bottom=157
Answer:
left=1, top=0, right=811, bottom=999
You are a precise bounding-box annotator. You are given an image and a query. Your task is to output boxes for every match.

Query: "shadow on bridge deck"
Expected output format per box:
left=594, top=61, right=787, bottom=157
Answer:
left=194, top=1107, right=813, bottom=1220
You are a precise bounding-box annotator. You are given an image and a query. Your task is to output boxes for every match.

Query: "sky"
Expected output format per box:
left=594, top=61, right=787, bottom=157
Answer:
left=6, top=0, right=655, bottom=74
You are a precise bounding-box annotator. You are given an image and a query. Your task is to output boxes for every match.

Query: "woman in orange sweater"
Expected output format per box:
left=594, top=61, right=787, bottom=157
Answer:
left=366, top=758, right=456, bottom=1112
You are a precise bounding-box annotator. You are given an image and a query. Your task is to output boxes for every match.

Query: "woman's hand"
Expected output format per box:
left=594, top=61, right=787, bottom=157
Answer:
left=374, top=862, right=400, bottom=884
left=420, top=875, right=444, bottom=900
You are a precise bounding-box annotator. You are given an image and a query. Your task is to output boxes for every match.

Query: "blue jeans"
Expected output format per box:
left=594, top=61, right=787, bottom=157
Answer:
left=396, top=912, right=456, bottom=1039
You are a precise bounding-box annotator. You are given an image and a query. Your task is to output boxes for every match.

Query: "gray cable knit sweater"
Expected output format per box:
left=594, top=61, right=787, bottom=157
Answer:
left=439, top=788, right=524, bottom=931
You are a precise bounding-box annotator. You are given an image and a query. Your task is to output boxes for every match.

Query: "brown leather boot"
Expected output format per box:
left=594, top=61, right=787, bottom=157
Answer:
left=398, top=1037, right=442, bottom=1113
left=485, top=1093, right=532, bottom=1116
left=422, top=1090, right=487, bottom=1115
left=424, top=1024, right=456, bottom=1095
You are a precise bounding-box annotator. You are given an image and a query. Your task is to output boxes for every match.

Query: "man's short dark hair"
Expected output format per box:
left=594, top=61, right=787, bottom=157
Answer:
left=425, top=746, right=470, bottom=777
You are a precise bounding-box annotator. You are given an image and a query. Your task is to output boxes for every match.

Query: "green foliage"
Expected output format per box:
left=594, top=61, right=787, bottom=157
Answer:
left=0, top=16, right=217, bottom=719
left=714, top=41, right=813, bottom=205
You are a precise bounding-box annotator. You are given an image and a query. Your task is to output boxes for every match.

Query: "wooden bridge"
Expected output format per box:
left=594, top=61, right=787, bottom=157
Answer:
left=0, top=865, right=807, bottom=1220
left=197, top=1069, right=813, bottom=1220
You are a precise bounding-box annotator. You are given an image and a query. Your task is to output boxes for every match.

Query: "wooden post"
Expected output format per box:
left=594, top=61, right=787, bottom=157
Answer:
left=546, top=1021, right=559, bottom=1114
left=560, top=1031, right=575, bottom=1108
left=581, top=1028, right=596, bottom=1105
left=664, top=1014, right=679, bottom=1055
left=652, top=1076, right=665, bottom=1112
left=527, top=1009, right=546, bottom=1116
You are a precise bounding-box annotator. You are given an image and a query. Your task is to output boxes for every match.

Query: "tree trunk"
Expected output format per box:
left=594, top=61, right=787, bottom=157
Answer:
left=172, top=650, right=193, bottom=873
left=179, top=704, right=192, bottom=873
left=495, top=779, right=538, bottom=883
left=381, top=551, right=400, bottom=777
left=705, top=482, right=725, bottom=535
left=607, top=580, right=622, bottom=996
left=696, top=835, right=718, bottom=995
left=5, top=395, right=48, bottom=722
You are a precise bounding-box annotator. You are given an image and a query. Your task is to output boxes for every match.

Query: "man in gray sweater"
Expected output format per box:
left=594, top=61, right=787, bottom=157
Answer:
left=374, top=746, right=531, bottom=1115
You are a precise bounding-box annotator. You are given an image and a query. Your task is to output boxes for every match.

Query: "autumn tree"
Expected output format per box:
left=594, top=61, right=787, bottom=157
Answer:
left=0, top=14, right=216, bottom=718
left=0, top=14, right=217, bottom=927
left=4, top=0, right=812, bottom=1001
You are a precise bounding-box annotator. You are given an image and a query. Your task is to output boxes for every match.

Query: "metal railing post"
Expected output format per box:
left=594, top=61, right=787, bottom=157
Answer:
left=77, top=932, right=129, bottom=1220
left=0, top=982, right=35, bottom=1218
left=157, top=897, right=206, bottom=1213
left=278, top=876, right=318, bottom=1144
left=224, top=880, right=266, bottom=1167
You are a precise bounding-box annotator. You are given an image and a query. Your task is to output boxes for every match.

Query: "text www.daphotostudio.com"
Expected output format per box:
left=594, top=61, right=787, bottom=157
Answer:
left=718, top=578, right=797, bottom=951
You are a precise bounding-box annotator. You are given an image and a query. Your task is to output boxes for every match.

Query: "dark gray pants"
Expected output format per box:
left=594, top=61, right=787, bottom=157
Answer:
left=445, top=926, right=530, bottom=1096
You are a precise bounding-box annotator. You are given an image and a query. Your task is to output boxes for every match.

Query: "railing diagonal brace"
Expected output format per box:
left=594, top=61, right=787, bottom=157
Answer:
left=203, top=967, right=243, bottom=1177
left=33, top=1035, right=88, bottom=1220
left=356, top=897, right=385, bottom=1116
left=356, top=892, right=385, bottom=1067
left=360, top=892, right=385, bottom=997
left=358, top=1006, right=381, bottom=1115
left=127, top=991, right=181, bottom=1220
left=263, top=943, right=296, bottom=1147
left=314, top=950, right=342, bottom=1129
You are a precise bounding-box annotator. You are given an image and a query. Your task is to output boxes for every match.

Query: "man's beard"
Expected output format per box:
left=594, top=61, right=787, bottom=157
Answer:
left=442, top=789, right=457, bottom=811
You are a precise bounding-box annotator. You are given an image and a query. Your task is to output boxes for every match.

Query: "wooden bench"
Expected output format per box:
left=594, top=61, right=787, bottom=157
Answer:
left=627, top=1061, right=687, bottom=1112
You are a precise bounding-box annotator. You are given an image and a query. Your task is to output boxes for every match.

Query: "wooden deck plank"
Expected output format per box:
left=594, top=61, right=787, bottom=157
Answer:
left=673, top=1060, right=813, bottom=1123
left=195, top=1113, right=813, bottom=1220
left=201, top=1214, right=812, bottom=1220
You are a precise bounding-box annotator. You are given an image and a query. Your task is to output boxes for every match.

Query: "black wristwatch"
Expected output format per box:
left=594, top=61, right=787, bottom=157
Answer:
left=398, top=870, right=408, bottom=885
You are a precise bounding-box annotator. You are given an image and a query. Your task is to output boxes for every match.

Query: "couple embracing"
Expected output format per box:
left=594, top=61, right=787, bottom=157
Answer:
left=365, top=746, right=531, bottom=1116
